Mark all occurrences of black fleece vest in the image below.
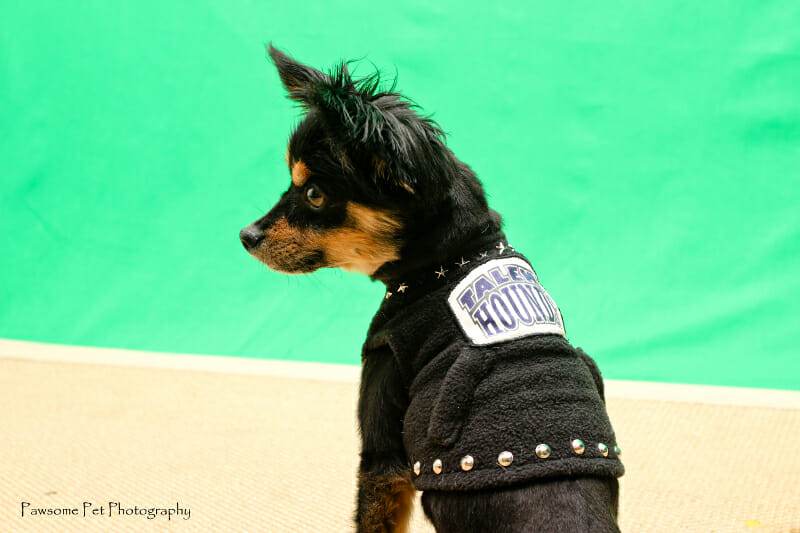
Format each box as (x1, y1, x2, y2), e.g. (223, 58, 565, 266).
(364, 240, 624, 491)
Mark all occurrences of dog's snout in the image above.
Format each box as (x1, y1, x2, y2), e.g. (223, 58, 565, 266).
(239, 225, 265, 250)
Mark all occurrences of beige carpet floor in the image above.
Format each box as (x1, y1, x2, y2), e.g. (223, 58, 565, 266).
(1, 356, 799, 532)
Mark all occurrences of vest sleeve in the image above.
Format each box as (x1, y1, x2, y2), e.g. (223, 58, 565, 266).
(576, 348, 606, 403)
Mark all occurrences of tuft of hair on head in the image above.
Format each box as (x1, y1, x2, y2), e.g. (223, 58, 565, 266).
(267, 44, 458, 210)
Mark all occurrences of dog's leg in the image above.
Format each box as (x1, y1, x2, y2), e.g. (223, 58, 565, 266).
(357, 469, 415, 533)
(356, 347, 415, 533)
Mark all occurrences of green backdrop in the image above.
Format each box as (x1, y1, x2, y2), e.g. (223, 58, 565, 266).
(2, 1, 798, 390)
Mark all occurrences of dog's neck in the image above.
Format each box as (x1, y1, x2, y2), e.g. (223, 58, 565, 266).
(371, 227, 507, 290)
(371, 175, 505, 287)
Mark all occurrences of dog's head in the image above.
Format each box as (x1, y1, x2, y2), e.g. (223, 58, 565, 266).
(240, 45, 462, 276)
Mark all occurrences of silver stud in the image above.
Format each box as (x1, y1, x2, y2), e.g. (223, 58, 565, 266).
(460, 455, 474, 471)
(456, 257, 470, 268)
(479, 251, 489, 258)
(598, 443, 609, 457)
(496, 242, 507, 254)
(571, 439, 586, 455)
(435, 266, 448, 279)
(432, 458, 443, 474)
(413, 461, 421, 476)
(535, 444, 551, 459)
(385, 291, 392, 299)
(397, 283, 408, 293)
(498, 451, 514, 467)
(614, 445, 621, 457)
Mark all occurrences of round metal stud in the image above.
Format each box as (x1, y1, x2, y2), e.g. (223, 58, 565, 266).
(432, 459, 443, 475)
(413, 461, 421, 476)
(460, 455, 474, 472)
(571, 439, 586, 455)
(498, 451, 514, 467)
(535, 444, 551, 459)
(614, 445, 622, 457)
(598, 443, 609, 457)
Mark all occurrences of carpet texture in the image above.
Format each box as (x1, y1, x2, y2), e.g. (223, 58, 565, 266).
(1, 358, 798, 532)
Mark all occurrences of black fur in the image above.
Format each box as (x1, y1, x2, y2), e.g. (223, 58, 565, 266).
(242, 45, 621, 533)
(422, 476, 619, 533)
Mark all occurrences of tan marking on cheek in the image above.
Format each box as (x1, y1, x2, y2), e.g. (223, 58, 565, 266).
(347, 203, 403, 237)
(291, 160, 311, 187)
(318, 203, 403, 275)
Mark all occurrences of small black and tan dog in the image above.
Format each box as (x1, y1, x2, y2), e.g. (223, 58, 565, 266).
(241, 45, 624, 533)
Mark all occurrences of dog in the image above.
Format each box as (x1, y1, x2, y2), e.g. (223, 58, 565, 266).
(241, 45, 624, 533)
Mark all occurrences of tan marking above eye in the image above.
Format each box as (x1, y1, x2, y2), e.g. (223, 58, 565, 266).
(291, 160, 311, 187)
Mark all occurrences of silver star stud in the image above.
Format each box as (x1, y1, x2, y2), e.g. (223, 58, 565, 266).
(435, 266, 448, 279)
(496, 242, 506, 254)
(456, 257, 470, 268)
(385, 291, 392, 299)
(479, 251, 489, 258)
(397, 283, 408, 293)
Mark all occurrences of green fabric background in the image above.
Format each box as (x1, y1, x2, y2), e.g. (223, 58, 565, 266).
(2, 1, 798, 390)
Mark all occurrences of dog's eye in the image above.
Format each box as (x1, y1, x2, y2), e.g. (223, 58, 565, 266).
(305, 186, 325, 209)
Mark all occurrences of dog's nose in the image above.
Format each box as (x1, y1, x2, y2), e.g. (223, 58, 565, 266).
(239, 226, 265, 250)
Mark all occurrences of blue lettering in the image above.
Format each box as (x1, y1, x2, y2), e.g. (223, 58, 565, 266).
(489, 267, 510, 285)
(501, 286, 534, 325)
(490, 293, 517, 330)
(458, 288, 476, 312)
(473, 302, 503, 336)
(473, 276, 496, 300)
(519, 284, 545, 321)
(507, 265, 523, 282)
(520, 268, 537, 283)
(534, 287, 556, 321)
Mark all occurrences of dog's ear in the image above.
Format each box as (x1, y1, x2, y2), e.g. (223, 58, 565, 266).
(267, 44, 329, 103)
(315, 65, 457, 207)
(361, 99, 457, 206)
(268, 46, 456, 208)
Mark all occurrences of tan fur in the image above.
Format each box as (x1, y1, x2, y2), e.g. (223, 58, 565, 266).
(373, 155, 389, 180)
(318, 204, 402, 275)
(266, 217, 295, 243)
(372, 155, 415, 194)
(255, 203, 402, 275)
(347, 204, 403, 242)
(399, 182, 415, 194)
(359, 472, 415, 533)
(257, 218, 314, 273)
(291, 160, 311, 187)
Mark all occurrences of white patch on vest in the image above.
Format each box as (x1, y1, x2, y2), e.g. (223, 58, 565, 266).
(447, 257, 566, 345)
